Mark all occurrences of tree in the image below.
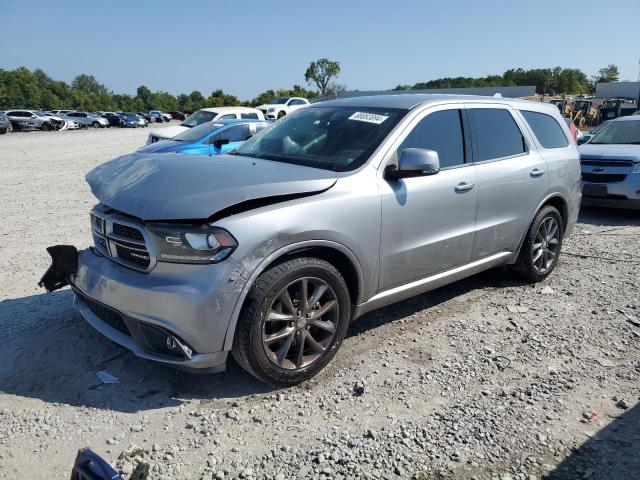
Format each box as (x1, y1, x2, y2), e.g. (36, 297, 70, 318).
(135, 85, 153, 110)
(305, 58, 340, 96)
(207, 89, 239, 107)
(594, 64, 619, 83)
(71, 74, 107, 96)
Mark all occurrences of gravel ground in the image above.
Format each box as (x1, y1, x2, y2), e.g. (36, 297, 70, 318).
(1, 127, 639, 480)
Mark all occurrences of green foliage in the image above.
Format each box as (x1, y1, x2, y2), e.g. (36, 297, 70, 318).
(305, 58, 341, 96)
(0, 62, 607, 113)
(411, 67, 592, 95)
(594, 64, 619, 84)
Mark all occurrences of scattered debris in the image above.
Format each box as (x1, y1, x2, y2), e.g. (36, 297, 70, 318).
(96, 370, 120, 384)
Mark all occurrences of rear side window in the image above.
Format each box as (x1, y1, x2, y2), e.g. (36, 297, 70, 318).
(241, 113, 259, 119)
(521, 111, 568, 149)
(468, 108, 526, 161)
(398, 109, 465, 168)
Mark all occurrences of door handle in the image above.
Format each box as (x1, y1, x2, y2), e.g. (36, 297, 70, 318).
(530, 168, 545, 177)
(454, 182, 475, 193)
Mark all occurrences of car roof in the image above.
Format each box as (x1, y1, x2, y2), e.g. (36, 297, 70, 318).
(610, 115, 640, 123)
(212, 118, 268, 126)
(312, 93, 556, 113)
(198, 106, 261, 113)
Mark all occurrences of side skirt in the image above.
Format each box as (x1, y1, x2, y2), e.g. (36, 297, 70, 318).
(353, 251, 512, 319)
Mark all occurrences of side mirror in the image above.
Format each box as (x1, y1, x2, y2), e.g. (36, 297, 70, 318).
(385, 148, 440, 180)
(213, 138, 230, 149)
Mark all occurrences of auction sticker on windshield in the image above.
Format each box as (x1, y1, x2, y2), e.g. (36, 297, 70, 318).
(348, 112, 389, 124)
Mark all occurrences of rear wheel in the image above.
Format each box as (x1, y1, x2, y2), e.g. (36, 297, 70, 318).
(511, 206, 563, 283)
(232, 257, 351, 385)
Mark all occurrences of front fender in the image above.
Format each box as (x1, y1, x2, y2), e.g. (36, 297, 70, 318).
(221, 239, 364, 351)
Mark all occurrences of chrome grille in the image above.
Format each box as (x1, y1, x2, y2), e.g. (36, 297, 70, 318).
(90, 210, 156, 272)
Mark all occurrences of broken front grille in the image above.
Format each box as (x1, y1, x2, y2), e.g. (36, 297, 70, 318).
(90, 211, 155, 272)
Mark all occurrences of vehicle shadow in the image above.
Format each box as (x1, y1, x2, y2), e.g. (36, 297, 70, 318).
(0, 289, 274, 414)
(348, 266, 525, 338)
(578, 206, 640, 227)
(544, 402, 640, 479)
(0, 267, 527, 413)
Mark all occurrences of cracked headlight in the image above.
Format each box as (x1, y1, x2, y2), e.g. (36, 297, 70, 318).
(147, 224, 237, 264)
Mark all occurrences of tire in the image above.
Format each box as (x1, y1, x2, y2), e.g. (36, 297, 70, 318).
(92, 121, 100, 128)
(0, 128, 6, 135)
(277, 111, 286, 119)
(40, 122, 52, 131)
(511, 206, 563, 283)
(232, 257, 351, 385)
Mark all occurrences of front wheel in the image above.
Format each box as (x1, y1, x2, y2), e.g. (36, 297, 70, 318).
(511, 206, 563, 283)
(232, 257, 351, 385)
(277, 111, 286, 119)
(92, 121, 100, 128)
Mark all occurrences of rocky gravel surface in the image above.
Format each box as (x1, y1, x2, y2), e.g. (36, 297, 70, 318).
(1, 127, 639, 479)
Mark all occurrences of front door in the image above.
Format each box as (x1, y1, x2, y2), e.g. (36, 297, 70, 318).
(378, 105, 478, 291)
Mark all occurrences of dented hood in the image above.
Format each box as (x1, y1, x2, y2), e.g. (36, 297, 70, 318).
(86, 153, 337, 221)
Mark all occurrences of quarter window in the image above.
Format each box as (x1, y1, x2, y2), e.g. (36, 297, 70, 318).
(521, 111, 568, 149)
(241, 113, 259, 119)
(468, 108, 526, 161)
(398, 109, 465, 168)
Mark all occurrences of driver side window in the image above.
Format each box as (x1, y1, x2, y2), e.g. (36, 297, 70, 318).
(398, 109, 465, 169)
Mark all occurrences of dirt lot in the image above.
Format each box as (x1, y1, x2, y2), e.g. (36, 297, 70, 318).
(1, 127, 639, 480)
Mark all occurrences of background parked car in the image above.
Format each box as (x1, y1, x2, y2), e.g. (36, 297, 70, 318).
(0, 113, 12, 134)
(579, 115, 640, 210)
(63, 112, 109, 128)
(49, 109, 75, 116)
(4, 110, 56, 131)
(256, 96, 310, 120)
(137, 119, 270, 155)
(119, 113, 147, 128)
(101, 113, 121, 127)
(147, 106, 264, 143)
(149, 110, 171, 123)
(169, 111, 187, 120)
(137, 112, 152, 122)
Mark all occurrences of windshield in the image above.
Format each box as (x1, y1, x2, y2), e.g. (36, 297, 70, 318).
(268, 97, 288, 105)
(234, 106, 405, 171)
(590, 120, 640, 145)
(182, 110, 218, 127)
(173, 121, 225, 142)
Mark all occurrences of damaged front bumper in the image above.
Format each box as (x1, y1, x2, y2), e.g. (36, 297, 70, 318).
(40, 246, 249, 373)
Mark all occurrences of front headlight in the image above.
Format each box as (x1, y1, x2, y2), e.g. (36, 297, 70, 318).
(147, 224, 237, 264)
(267, 108, 275, 112)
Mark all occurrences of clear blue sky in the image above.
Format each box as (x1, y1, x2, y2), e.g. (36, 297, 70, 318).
(1, 0, 638, 100)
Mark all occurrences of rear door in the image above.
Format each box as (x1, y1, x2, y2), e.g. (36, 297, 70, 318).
(378, 104, 478, 290)
(466, 104, 549, 259)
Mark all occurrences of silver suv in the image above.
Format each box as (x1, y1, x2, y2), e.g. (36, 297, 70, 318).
(41, 95, 581, 385)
